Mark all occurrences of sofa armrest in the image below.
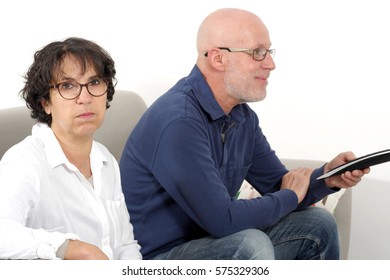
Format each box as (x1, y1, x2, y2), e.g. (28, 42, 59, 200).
(280, 158, 351, 259)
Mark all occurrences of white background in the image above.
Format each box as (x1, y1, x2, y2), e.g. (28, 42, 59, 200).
(1, 0, 390, 259)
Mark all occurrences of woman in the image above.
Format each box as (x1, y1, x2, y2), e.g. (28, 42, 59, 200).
(0, 37, 142, 260)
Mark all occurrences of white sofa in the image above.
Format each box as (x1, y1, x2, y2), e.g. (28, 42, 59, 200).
(0, 90, 351, 259)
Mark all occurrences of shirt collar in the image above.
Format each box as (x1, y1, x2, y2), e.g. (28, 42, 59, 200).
(32, 123, 108, 170)
(186, 65, 245, 124)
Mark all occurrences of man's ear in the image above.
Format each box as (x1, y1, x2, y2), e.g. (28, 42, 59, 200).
(206, 48, 226, 71)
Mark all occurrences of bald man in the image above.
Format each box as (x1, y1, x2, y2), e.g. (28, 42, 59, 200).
(120, 8, 368, 260)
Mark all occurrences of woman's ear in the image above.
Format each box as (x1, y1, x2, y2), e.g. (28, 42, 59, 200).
(41, 99, 51, 115)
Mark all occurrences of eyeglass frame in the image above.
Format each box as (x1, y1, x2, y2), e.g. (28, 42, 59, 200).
(49, 78, 109, 100)
(204, 47, 275, 61)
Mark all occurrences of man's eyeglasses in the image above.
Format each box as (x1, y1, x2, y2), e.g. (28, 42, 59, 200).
(49, 78, 108, 100)
(204, 47, 275, 61)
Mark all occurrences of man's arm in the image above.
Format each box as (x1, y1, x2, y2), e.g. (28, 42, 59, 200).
(151, 118, 299, 237)
(280, 168, 312, 203)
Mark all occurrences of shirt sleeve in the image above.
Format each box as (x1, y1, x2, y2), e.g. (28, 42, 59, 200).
(245, 118, 337, 208)
(296, 165, 339, 209)
(0, 219, 79, 259)
(150, 118, 299, 238)
(0, 159, 79, 260)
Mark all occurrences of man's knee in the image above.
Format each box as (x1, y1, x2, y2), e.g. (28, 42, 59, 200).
(310, 207, 339, 240)
(299, 207, 340, 259)
(230, 229, 275, 260)
(314, 207, 340, 258)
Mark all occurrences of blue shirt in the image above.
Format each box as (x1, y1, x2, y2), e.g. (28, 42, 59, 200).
(120, 65, 335, 259)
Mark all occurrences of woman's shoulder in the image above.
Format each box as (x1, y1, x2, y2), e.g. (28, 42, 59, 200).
(1, 135, 43, 163)
(0, 136, 46, 182)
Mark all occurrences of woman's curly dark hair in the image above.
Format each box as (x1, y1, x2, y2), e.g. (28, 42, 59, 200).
(20, 37, 117, 126)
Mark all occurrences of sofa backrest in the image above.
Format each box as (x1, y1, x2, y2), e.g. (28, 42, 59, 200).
(95, 90, 147, 161)
(0, 90, 147, 162)
(0, 103, 36, 159)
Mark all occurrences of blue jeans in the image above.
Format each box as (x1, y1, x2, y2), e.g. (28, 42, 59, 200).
(151, 207, 339, 260)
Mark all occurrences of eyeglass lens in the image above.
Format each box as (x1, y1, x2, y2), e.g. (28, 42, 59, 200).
(57, 79, 107, 99)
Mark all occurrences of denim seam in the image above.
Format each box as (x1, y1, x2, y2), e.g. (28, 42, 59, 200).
(273, 234, 324, 260)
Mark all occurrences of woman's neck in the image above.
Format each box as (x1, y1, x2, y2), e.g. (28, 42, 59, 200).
(55, 131, 93, 179)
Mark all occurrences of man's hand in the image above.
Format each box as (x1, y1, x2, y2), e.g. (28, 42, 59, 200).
(64, 240, 109, 260)
(280, 168, 313, 203)
(324, 151, 370, 188)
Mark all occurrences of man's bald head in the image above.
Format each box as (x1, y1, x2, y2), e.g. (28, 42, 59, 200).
(196, 8, 268, 56)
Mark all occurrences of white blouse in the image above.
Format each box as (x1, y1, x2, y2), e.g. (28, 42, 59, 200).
(0, 123, 142, 260)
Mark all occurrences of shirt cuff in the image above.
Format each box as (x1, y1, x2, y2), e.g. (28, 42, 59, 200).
(56, 239, 70, 259)
(32, 230, 79, 259)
